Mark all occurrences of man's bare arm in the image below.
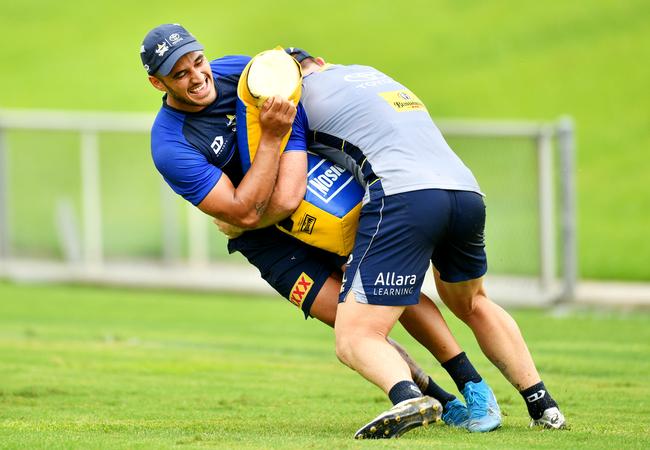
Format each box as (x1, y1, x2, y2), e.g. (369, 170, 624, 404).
(253, 150, 307, 229)
(212, 151, 307, 238)
(196, 96, 296, 228)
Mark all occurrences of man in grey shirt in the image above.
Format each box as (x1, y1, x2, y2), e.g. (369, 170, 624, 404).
(287, 48, 566, 438)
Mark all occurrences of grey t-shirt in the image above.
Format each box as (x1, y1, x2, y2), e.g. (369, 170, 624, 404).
(301, 64, 482, 200)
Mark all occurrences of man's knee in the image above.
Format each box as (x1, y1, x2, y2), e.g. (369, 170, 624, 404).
(442, 283, 489, 321)
(335, 331, 355, 367)
(335, 325, 388, 367)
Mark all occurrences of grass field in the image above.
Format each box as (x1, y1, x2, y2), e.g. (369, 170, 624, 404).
(1, 0, 649, 280)
(1, 281, 649, 449)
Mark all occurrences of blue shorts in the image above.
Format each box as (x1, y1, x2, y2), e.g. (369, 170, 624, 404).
(340, 189, 488, 306)
(228, 227, 346, 318)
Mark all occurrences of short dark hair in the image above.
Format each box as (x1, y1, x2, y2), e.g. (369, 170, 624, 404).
(284, 47, 313, 63)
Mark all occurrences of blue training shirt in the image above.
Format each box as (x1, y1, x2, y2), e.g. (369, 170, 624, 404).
(151, 55, 308, 206)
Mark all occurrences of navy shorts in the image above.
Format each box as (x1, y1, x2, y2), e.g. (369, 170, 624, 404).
(228, 227, 346, 318)
(340, 189, 488, 306)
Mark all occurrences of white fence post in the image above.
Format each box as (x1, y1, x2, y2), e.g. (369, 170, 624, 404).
(557, 117, 578, 301)
(0, 127, 10, 259)
(537, 126, 556, 291)
(81, 130, 103, 267)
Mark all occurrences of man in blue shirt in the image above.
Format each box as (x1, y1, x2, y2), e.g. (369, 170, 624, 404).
(144, 37, 297, 227)
(143, 25, 344, 326)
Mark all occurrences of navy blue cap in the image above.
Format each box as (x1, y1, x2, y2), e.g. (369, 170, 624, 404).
(140, 24, 204, 76)
(285, 47, 312, 63)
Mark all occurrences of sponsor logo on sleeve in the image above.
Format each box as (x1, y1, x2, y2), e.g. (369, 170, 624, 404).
(379, 90, 427, 112)
(289, 273, 314, 308)
(210, 136, 224, 156)
(225, 114, 236, 131)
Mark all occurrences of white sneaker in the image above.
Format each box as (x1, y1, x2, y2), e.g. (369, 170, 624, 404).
(354, 396, 442, 439)
(530, 407, 567, 429)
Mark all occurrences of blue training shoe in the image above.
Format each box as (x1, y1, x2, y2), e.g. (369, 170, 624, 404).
(441, 398, 470, 427)
(461, 380, 502, 432)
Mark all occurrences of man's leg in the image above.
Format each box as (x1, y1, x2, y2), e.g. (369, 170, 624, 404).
(387, 335, 469, 428)
(231, 227, 450, 432)
(434, 272, 539, 388)
(335, 296, 409, 391)
(434, 271, 565, 429)
(402, 285, 502, 433)
(400, 292, 463, 363)
(307, 274, 339, 327)
(310, 278, 468, 427)
(335, 293, 441, 438)
(399, 293, 493, 428)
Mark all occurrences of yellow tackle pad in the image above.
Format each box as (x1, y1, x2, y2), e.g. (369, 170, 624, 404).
(236, 48, 363, 256)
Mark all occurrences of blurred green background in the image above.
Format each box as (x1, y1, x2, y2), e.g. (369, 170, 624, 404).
(1, 0, 649, 280)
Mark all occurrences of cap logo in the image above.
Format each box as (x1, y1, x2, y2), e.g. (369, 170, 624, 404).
(143, 64, 150, 72)
(155, 42, 170, 57)
(169, 33, 183, 45)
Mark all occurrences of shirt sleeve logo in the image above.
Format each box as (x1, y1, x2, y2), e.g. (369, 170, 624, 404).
(211, 136, 224, 156)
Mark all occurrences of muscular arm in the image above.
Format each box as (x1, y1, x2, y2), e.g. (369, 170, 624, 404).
(212, 150, 307, 238)
(197, 96, 296, 228)
(252, 150, 307, 229)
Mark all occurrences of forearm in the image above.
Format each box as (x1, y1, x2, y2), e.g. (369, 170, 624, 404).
(226, 133, 283, 227)
(241, 151, 307, 230)
(246, 189, 297, 229)
(215, 176, 301, 236)
(210, 167, 298, 239)
(198, 97, 297, 229)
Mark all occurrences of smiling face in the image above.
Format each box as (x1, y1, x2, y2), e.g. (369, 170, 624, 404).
(148, 51, 216, 112)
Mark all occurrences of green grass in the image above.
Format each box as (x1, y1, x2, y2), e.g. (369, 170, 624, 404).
(1, 0, 649, 279)
(1, 282, 649, 449)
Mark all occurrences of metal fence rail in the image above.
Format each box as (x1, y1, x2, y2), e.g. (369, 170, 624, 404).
(0, 109, 576, 303)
